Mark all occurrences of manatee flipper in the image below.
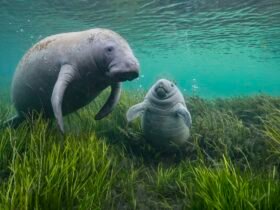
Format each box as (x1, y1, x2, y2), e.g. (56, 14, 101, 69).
(95, 82, 121, 120)
(175, 103, 192, 128)
(51, 64, 78, 133)
(126, 102, 146, 122)
(0, 115, 24, 129)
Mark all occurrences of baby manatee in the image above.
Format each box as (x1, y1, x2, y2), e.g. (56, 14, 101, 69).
(126, 79, 192, 149)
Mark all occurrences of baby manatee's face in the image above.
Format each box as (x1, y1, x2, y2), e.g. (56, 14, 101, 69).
(152, 79, 177, 99)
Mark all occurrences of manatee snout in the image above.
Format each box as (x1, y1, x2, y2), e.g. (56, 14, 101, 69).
(155, 80, 170, 98)
(108, 58, 140, 81)
(156, 87, 167, 98)
(116, 71, 139, 81)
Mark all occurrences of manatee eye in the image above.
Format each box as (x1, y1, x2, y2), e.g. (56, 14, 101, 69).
(171, 80, 177, 86)
(106, 46, 114, 53)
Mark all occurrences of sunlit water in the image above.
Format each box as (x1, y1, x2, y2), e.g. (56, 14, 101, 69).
(0, 0, 279, 97)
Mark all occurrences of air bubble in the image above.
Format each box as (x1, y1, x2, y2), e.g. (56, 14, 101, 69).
(191, 78, 199, 95)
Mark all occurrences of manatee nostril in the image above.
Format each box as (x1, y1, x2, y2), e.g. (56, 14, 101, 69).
(133, 60, 139, 67)
(125, 62, 130, 69)
(126, 60, 139, 70)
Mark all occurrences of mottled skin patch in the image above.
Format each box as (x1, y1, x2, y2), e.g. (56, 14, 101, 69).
(23, 38, 56, 63)
(87, 34, 95, 43)
(33, 38, 56, 51)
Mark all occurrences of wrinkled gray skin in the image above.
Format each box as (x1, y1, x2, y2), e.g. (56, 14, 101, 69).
(126, 79, 192, 148)
(3, 28, 140, 133)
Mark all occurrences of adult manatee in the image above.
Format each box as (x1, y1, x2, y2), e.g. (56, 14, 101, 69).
(3, 28, 140, 133)
(126, 79, 192, 148)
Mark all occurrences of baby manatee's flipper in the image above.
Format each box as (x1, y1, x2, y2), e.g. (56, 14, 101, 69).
(0, 115, 24, 130)
(126, 102, 146, 122)
(175, 103, 192, 128)
(94, 82, 121, 120)
(51, 64, 78, 134)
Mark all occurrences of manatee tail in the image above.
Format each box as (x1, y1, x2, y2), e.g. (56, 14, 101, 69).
(0, 115, 24, 130)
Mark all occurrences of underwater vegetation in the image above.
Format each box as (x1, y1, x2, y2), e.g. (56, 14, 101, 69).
(0, 90, 280, 210)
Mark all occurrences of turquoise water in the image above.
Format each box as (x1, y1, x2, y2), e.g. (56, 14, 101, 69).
(0, 0, 279, 97)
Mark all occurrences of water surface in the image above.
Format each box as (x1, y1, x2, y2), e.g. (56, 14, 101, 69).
(0, 0, 279, 97)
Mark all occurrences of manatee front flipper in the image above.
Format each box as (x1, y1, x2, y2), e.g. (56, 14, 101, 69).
(51, 64, 78, 133)
(175, 103, 192, 128)
(0, 115, 24, 130)
(126, 102, 146, 122)
(94, 82, 121, 120)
